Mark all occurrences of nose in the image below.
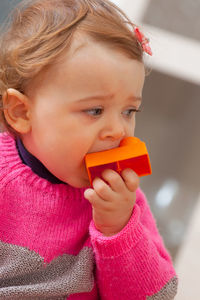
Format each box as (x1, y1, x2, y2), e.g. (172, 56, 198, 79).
(99, 114, 127, 141)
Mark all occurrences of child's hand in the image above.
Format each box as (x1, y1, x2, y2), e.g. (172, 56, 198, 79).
(84, 169, 139, 236)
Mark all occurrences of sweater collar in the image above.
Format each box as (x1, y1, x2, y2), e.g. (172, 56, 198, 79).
(16, 138, 65, 184)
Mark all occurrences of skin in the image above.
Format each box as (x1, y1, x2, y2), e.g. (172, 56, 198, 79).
(3, 36, 145, 236)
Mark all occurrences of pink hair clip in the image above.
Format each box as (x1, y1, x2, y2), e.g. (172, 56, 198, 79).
(134, 26, 152, 56)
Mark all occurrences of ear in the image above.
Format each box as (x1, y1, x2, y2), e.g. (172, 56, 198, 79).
(3, 88, 31, 134)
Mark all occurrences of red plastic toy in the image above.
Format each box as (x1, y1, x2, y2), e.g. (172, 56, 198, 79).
(85, 137, 152, 186)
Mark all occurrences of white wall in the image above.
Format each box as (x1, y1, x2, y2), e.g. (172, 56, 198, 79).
(112, 0, 200, 85)
(174, 195, 200, 299)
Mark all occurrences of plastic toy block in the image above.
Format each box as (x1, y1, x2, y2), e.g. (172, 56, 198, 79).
(85, 137, 152, 186)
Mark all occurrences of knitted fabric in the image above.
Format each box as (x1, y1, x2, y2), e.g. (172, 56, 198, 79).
(16, 137, 64, 184)
(0, 132, 178, 299)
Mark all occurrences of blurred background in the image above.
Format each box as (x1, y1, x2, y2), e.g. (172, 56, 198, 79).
(0, 1, 200, 298)
(114, 1, 200, 299)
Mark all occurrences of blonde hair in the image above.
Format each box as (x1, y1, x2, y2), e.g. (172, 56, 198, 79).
(0, 0, 143, 136)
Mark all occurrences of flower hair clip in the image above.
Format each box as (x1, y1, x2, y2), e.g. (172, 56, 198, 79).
(134, 26, 152, 56)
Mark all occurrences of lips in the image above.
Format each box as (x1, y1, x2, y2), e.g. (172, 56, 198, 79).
(88, 144, 120, 154)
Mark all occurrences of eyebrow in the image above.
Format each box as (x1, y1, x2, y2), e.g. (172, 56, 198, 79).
(76, 94, 142, 103)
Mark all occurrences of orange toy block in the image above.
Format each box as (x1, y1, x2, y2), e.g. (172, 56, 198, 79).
(85, 137, 152, 186)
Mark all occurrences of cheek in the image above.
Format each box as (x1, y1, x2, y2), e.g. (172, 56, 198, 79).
(31, 105, 95, 157)
(126, 117, 136, 136)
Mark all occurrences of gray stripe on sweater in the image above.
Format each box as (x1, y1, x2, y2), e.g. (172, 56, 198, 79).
(147, 276, 178, 300)
(0, 241, 94, 299)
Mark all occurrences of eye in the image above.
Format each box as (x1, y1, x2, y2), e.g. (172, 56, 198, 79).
(83, 107, 103, 116)
(122, 108, 141, 117)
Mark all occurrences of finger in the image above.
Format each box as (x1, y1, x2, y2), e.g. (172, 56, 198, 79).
(84, 188, 111, 209)
(92, 177, 114, 201)
(101, 169, 126, 193)
(121, 169, 139, 192)
(84, 188, 100, 205)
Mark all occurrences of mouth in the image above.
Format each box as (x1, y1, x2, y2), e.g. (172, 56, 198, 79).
(88, 144, 120, 154)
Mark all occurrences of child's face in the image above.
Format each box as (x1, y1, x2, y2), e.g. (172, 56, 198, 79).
(23, 38, 145, 188)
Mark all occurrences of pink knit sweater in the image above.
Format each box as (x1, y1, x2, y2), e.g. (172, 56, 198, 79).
(0, 132, 177, 299)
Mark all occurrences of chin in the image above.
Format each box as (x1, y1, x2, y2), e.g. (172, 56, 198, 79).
(75, 178, 91, 188)
(62, 176, 91, 189)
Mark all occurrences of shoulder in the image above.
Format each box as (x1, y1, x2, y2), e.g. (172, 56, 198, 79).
(0, 132, 18, 164)
(0, 132, 22, 184)
(0, 132, 32, 188)
(0, 131, 16, 148)
(0, 132, 73, 195)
